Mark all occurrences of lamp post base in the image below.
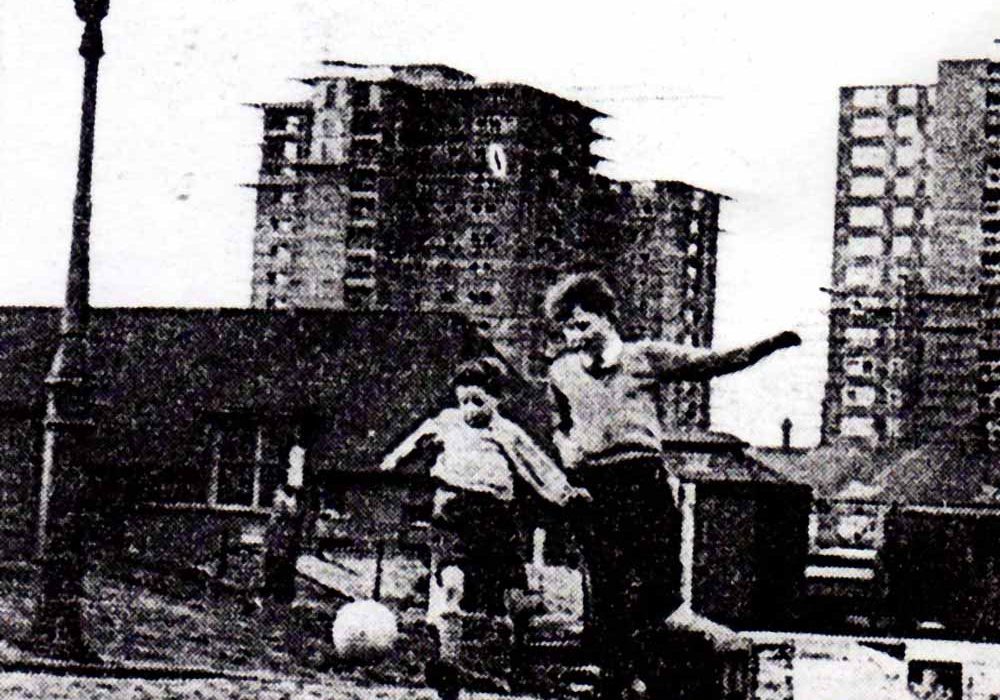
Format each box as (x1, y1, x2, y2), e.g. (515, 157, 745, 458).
(27, 600, 100, 664)
(28, 517, 100, 664)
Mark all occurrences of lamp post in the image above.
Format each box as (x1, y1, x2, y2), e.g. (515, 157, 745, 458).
(30, 0, 109, 661)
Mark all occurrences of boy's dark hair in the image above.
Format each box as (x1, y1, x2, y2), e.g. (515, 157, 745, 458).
(543, 273, 618, 323)
(451, 357, 508, 396)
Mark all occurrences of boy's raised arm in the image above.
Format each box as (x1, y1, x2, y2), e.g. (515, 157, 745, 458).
(648, 330, 801, 381)
(380, 417, 440, 471)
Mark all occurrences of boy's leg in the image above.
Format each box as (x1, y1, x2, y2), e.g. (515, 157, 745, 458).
(426, 624, 463, 700)
(441, 493, 487, 614)
(622, 466, 683, 689)
(488, 499, 527, 616)
(576, 461, 683, 700)
(463, 497, 524, 617)
(574, 469, 641, 700)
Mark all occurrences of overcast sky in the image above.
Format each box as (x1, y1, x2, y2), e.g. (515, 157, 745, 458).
(2, 1, 998, 446)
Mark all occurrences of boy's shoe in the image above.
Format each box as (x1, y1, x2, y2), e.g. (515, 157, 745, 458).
(426, 658, 462, 700)
(661, 604, 748, 651)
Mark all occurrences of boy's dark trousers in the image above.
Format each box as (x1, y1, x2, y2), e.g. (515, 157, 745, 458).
(434, 488, 527, 616)
(572, 458, 683, 700)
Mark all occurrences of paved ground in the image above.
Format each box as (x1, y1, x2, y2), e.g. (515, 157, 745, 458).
(0, 672, 544, 700)
(0, 673, 444, 700)
(0, 566, 436, 687)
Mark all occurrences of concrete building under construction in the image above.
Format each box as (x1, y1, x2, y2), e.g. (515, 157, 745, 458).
(247, 61, 723, 430)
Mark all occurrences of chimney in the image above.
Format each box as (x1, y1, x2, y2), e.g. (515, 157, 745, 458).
(781, 418, 793, 452)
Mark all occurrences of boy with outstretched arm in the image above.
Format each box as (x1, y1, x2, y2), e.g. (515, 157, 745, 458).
(544, 273, 800, 700)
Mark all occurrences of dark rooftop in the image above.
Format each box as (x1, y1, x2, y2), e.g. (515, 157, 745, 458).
(750, 428, 992, 505)
(0, 307, 504, 476)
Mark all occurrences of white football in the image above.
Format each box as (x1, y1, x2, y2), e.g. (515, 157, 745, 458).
(331, 599, 399, 659)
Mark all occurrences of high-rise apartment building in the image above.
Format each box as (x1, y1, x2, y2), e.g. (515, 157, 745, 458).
(248, 61, 723, 430)
(980, 58, 1000, 449)
(823, 81, 935, 446)
(823, 59, 997, 448)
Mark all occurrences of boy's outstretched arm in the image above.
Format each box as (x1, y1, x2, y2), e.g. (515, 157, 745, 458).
(492, 418, 588, 506)
(380, 417, 440, 471)
(650, 330, 801, 381)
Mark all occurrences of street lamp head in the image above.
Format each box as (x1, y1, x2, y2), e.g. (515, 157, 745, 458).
(73, 0, 109, 59)
(74, 0, 110, 23)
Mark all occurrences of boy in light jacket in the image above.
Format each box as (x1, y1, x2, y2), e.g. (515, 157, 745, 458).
(381, 356, 589, 616)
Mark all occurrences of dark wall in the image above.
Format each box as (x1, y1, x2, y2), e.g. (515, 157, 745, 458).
(883, 507, 1000, 639)
(0, 412, 40, 561)
(0, 308, 515, 562)
(692, 480, 811, 630)
(121, 504, 270, 587)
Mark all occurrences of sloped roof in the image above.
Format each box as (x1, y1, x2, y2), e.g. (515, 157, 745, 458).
(0, 307, 511, 475)
(747, 445, 894, 498)
(749, 429, 992, 505)
(879, 435, 991, 504)
(677, 445, 800, 486)
(318, 60, 477, 84)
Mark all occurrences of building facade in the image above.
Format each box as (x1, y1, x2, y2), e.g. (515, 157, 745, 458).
(248, 61, 723, 429)
(823, 60, 996, 448)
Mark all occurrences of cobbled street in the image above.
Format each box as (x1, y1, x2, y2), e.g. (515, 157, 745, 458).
(0, 673, 449, 700)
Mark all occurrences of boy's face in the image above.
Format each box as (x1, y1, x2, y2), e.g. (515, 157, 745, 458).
(455, 385, 499, 427)
(561, 306, 615, 353)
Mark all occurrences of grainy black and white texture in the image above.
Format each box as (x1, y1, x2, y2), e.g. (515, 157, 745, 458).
(5, 5, 1000, 699)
